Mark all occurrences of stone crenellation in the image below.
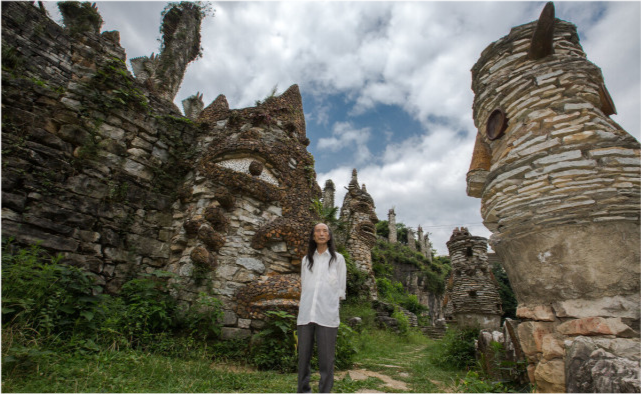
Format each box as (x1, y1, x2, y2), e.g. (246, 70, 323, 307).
(444, 227, 502, 330)
(467, 2, 640, 392)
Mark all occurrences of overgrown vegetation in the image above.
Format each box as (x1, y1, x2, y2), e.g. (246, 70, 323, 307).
(372, 239, 450, 296)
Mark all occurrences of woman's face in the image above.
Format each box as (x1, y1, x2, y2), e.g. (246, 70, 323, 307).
(313, 223, 331, 246)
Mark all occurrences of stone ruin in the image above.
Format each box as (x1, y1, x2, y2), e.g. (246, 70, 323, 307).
(443, 227, 502, 330)
(467, 2, 640, 392)
(1, 2, 321, 338)
(334, 169, 379, 300)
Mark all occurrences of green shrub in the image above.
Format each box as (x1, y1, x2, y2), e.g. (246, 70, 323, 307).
(430, 327, 480, 370)
(2, 240, 105, 340)
(250, 310, 298, 372)
(335, 323, 358, 369)
(391, 308, 410, 336)
(2, 240, 224, 358)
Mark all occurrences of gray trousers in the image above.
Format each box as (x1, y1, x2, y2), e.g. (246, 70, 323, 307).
(297, 323, 338, 393)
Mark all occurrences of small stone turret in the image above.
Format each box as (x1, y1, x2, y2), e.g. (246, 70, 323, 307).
(388, 208, 397, 243)
(182, 92, 204, 120)
(445, 227, 502, 329)
(58, 1, 103, 35)
(407, 228, 416, 251)
(322, 179, 335, 211)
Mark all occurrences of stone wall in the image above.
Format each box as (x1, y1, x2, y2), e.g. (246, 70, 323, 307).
(444, 227, 502, 330)
(2, 1, 198, 294)
(1, 2, 322, 338)
(391, 260, 444, 325)
(466, 3, 640, 391)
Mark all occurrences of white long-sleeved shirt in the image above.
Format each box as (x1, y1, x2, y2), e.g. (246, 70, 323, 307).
(297, 249, 346, 328)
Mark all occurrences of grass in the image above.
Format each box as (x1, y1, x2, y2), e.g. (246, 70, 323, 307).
(2, 327, 464, 393)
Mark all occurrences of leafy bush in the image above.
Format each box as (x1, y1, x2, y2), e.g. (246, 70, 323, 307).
(391, 309, 410, 336)
(430, 327, 480, 370)
(335, 323, 358, 369)
(457, 370, 511, 393)
(1, 240, 224, 359)
(2, 240, 105, 340)
(250, 310, 298, 372)
(338, 246, 369, 302)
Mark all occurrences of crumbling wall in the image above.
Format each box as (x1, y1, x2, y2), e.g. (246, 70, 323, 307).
(467, 2, 640, 391)
(2, 2, 199, 293)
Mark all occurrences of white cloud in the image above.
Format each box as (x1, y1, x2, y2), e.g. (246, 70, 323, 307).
(318, 122, 372, 165)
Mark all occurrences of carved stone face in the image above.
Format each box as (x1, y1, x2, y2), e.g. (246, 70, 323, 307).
(169, 85, 321, 326)
(338, 170, 379, 298)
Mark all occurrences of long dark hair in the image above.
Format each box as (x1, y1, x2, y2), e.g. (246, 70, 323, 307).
(306, 223, 337, 271)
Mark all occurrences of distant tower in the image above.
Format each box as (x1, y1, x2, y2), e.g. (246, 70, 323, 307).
(407, 228, 417, 251)
(182, 92, 204, 120)
(445, 227, 502, 329)
(424, 234, 433, 263)
(388, 208, 397, 244)
(322, 179, 335, 211)
(417, 226, 425, 252)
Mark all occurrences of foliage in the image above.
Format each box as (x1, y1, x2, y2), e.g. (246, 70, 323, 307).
(1, 240, 224, 367)
(338, 246, 369, 302)
(2, 44, 24, 73)
(456, 370, 513, 393)
(2, 240, 106, 340)
(335, 323, 358, 370)
(250, 310, 298, 372)
(372, 239, 449, 295)
(375, 219, 390, 238)
(492, 261, 518, 320)
(429, 326, 480, 370)
(391, 308, 410, 336)
(58, 1, 103, 34)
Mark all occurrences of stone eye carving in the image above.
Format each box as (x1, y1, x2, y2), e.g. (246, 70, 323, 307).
(214, 157, 279, 186)
(486, 108, 508, 141)
(249, 160, 263, 176)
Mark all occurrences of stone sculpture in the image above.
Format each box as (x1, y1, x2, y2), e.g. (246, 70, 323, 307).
(444, 227, 502, 330)
(168, 85, 321, 338)
(467, 2, 640, 391)
(337, 169, 379, 300)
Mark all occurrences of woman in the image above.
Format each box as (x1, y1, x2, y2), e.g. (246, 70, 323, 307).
(297, 223, 347, 393)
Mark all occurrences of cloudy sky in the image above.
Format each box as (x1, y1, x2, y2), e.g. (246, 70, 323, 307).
(45, 1, 640, 255)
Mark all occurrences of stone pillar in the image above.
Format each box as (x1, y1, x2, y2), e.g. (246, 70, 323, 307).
(417, 226, 425, 253)
(322, 179, 335, 211)
(424, 234, 433, 263)
(445, 227, 502, 330)
(467, 3, 640, 392)
(407, 228, 417, 251)
(388, 208, 397, 244)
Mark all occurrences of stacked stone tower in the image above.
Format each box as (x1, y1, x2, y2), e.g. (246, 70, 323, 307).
(467, 2, 640, 391)
(407, 228, 417, 251)
(322, 179, 335, 212)
(445, 227, 502, 330)
(387, 208, 397, 243)
(338, 169, 379, 299)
